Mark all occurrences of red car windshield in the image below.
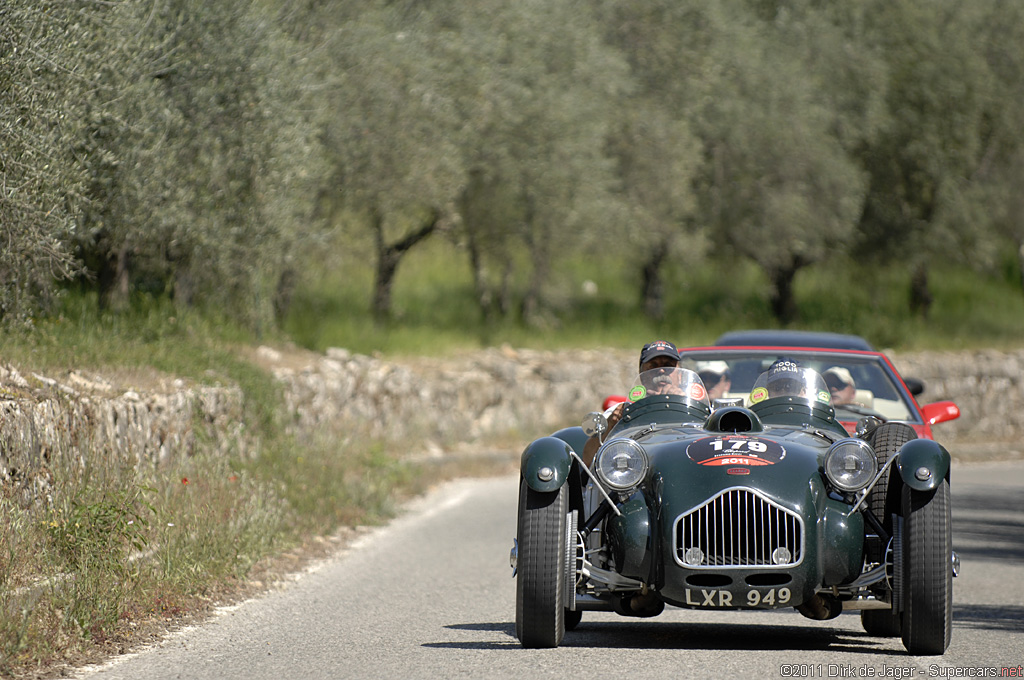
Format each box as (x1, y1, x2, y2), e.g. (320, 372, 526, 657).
(679, 349, 915, 423)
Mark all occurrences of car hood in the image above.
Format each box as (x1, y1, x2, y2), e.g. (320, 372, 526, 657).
(637, 426, 831, 515)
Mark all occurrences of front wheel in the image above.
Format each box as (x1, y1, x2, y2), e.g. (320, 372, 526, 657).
(900, 479, 953, 655)
(515, 481, 568, 648)
(564, 609, 582, 631)
(867, 422, 917, 531)
(862, 608, 901, 638)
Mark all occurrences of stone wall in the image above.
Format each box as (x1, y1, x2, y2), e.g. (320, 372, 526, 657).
(0, 364, 246, 482)
(2, 347, 1021, 482)
(268, 346, 1024, 458)
(886, 350, 1021, 443)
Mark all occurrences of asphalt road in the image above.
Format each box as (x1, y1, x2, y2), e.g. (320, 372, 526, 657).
(77, 461, 1024, 680)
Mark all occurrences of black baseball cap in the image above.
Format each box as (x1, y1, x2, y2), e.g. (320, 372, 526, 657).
(639, 340, 679, 369)
(767, 357, 802, 381)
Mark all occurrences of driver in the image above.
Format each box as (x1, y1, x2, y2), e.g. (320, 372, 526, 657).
(697, 361, 732, 401)
(638, 342, 686, 397)
(581, 340, 679, 466)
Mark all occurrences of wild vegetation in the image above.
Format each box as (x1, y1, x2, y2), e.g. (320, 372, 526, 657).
(3, 0, 1024, 675)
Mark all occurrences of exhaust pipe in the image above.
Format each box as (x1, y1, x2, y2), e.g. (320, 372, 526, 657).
(613, 591, 665, 618)
(797, 593, 842, 620)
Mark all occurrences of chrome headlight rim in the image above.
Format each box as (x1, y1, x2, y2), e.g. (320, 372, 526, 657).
(824, 438, 878, 493)
(594, 438, 650, 492)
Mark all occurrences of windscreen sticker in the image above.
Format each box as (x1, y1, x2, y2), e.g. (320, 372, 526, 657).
(628, 385, 647, 401)
(750, 387, 769, 404)
(817, 389, 831, 404)
(686, 436, 786, 466)
(689, 383, 707, 401)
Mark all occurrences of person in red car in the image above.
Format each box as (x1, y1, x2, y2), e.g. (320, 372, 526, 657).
(581, 341, 679, 466)
(823, 366, 857, 405)
(697, 360, 732, 401)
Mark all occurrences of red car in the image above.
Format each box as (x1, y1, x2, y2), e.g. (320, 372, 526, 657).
(685, 330, 960, 439)
(603, 331, 959, 439)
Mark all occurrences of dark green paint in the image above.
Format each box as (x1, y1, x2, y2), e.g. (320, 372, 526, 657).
(550, 426, 589, 458)
(896, 438, 951, 491)
(520, 436, 573, 492)
(606, 492, 653, 580)
(749, 397, 848, 438)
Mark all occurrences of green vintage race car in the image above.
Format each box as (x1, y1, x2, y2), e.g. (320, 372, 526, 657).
(510, 362, 957, 655)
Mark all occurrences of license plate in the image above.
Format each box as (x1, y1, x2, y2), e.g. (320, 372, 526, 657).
(684, 587, 792, 608)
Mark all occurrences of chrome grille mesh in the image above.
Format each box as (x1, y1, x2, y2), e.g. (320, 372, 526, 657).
(674, 488, 803, 568)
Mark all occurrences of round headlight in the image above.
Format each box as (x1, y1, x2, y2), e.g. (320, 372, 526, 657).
(824, 439, 878, 493)
(594, 438, 649, 491)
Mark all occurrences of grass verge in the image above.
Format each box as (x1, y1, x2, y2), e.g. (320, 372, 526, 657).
(0, 296, 512, 678)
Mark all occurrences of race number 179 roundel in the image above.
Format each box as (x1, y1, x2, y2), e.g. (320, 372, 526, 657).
(685, 436, 786, 466)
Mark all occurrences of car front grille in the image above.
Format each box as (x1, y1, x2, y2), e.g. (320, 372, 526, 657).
(674, 488, 803, 568)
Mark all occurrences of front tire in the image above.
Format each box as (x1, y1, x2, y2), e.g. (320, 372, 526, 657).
(862, 608, 901, 638)
(867, 422, 917, 530)
(515, 481, 568, 648)
(564, 609, 582, 631)
(860, 423, 916, 639)
(900, 479, 953, 655)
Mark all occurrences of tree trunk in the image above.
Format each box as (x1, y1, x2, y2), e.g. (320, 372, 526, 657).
(1017, 239, 1024, 295)
(465, 225, 495, 323)
(273, 266, 297, 327)
(768, 262, 800, 324)
(909, 261, 933, 318)
(371, 207, 441, 323)
(459, 172, 497, 323)
(499, 261, 514, 318)
(640, 242, 668, 321)
(520, 198, 547, 327)
(173, 267, 195, 310)
(100, 244, 131, 312)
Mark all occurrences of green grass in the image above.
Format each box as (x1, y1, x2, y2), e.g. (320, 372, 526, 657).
(285, 237, 1024, 355)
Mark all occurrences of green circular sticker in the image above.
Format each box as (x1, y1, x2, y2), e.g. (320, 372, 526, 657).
(629, 385, 647, 401)
(750, 386, 769, 404)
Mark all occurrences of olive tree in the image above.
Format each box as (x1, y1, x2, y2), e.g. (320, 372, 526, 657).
(854, 0, 994, 316)
(696, 1, 868, 322)
(449, 0, 628, 325)
(0, 2, 82, 323)
(595, 0, 719, 321)
(315, 3, 465, 322)
(942, 1, 1024, 292)
(604, 106, 703, 320)
(46, 0, 320, 330)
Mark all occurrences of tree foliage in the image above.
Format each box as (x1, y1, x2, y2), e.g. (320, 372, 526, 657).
(2, 0, 1024, 328)
(699, 1, 868, 321)
(0, 2, 83, 323)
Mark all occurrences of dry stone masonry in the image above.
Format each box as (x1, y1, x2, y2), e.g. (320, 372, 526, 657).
(0, 363, 246, 483)
(2, 346, 1021, 484)
(270, 346, 1021, 458)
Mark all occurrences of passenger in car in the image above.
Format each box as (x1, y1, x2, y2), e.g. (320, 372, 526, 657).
(697, 361, 732, 401)
(764, 358, 808, 398)
(823, 366, 857, 405)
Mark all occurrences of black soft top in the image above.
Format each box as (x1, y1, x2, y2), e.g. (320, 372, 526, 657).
(714, 330, 874, 351)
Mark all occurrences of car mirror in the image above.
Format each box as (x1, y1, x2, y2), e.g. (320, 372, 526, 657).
(582, 412, 608, 438)
(921, 401, 960, 426)
(712, 397, 744, 410)
(903, 377, 925, 396)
